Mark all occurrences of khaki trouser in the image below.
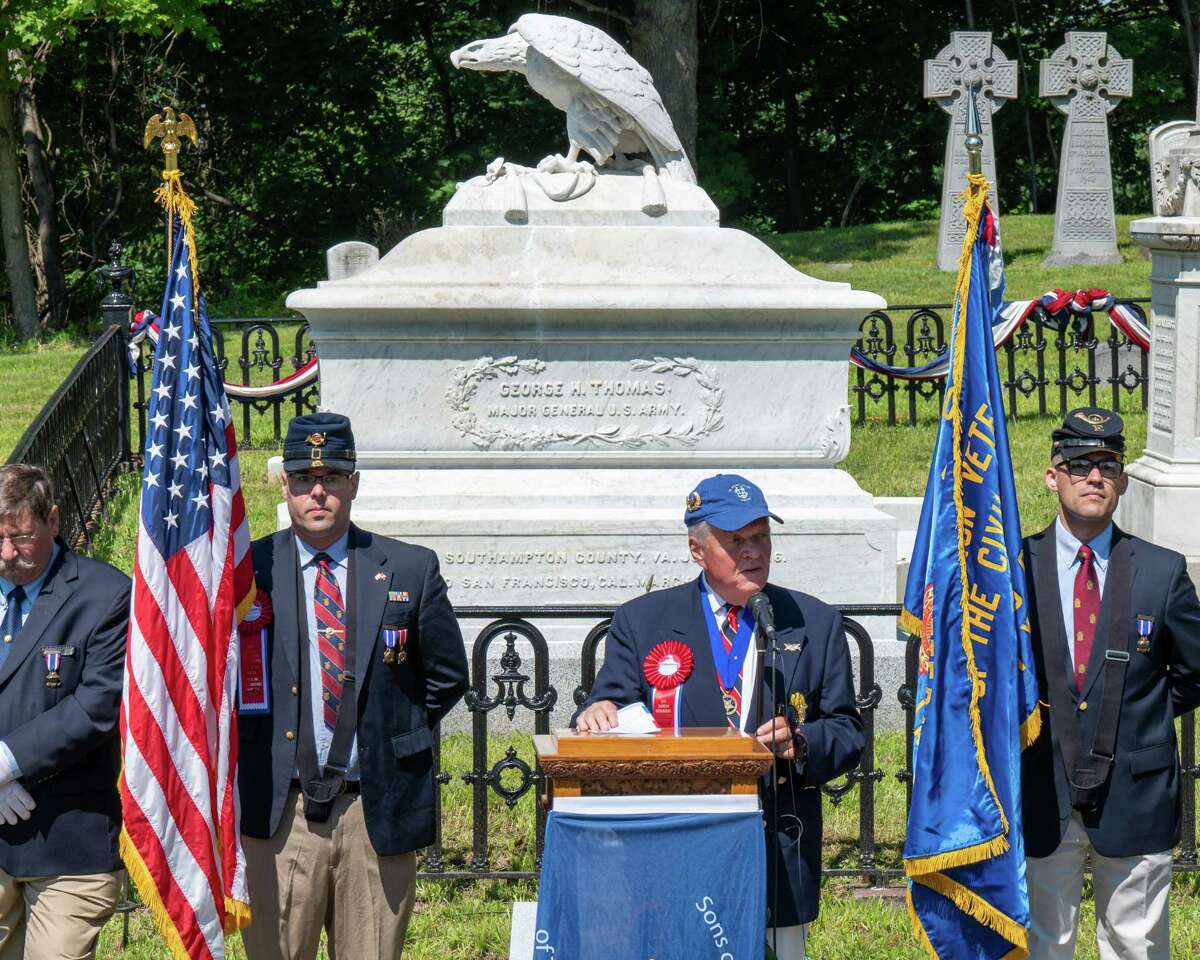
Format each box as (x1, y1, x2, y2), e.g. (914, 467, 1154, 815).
(767, 923, 809, 959)
(1027, 811, 1172, 960)
(0, 869, 123, 960)
(241, 789, 417, 960)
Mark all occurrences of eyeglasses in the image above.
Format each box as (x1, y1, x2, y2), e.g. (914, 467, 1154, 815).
(286, 472, 353, 492)
(1058, 457, 1123, 480)
(0, 534, 38, 550)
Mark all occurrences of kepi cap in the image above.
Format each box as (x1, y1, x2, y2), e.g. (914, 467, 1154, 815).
(1052, 407, 1125, 462)
(684, 474, 782, 531)
(282, 412, 357, 473)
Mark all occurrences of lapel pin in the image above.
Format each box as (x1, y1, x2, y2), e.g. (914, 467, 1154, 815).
(783, 642, 803, 652)
(374, 572, 387, 581)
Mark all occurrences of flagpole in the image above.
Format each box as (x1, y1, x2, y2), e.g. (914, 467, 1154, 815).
(965, 88, 983, 178)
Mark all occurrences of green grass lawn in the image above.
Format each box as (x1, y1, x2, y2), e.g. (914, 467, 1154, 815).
(769, 213, 1153, 305)
(0, 338, 89, 459)
(6, 213, 1197, 958)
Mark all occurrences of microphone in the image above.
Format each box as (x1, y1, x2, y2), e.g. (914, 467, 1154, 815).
(746, 592, 775, 652)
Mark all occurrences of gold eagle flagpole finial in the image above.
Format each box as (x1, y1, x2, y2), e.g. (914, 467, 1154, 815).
(144, 107, 198, 173)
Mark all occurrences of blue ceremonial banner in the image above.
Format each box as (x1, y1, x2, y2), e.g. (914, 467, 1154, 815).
(534, 811, 765, 959)
(900, 174, 1041, 959)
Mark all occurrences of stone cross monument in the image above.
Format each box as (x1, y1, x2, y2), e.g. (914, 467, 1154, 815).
(1039, 32, 1132, 266)
(1121, 62, 1200, 586)
(925, 31, 1017, 271)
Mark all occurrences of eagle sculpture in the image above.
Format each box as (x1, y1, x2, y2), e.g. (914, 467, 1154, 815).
(450, 14, 696, 184)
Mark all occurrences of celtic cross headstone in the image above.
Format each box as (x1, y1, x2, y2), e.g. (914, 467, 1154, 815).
(924, 31, 1017, 271)
(1040, 32, 1132, 266)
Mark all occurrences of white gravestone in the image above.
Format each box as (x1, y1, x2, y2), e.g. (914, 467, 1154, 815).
(1039, 32, 1132, 267)
(325, 241, 379, 281)
(1120, 78, 1200, 586)
(925, 31, 1017, 271)
(286, 15, 894, 730)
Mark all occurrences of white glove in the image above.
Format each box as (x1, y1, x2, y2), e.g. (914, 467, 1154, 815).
(0, 781, 35, 825)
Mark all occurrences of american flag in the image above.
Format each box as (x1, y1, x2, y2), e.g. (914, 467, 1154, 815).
(120, 206, 254, 959)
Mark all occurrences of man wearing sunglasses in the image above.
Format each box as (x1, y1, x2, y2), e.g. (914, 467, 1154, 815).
(1021, 407, 1200, 960)
(238, 412, 469, 959)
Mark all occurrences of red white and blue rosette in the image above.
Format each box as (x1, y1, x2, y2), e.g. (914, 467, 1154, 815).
(643, 641, 693, 730)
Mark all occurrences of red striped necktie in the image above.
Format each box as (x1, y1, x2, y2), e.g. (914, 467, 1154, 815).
(718, 604, 742, 728)
(313, 553, 346, 731)
(1072, 544, 1099, 691)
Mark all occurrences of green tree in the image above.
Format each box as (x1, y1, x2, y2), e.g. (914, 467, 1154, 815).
(0, 0, 216, 340)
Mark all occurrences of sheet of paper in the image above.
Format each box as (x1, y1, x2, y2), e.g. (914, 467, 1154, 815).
(608, 701, 659, 735)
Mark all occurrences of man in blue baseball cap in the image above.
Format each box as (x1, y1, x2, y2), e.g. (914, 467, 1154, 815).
(575, 473, 863, 958)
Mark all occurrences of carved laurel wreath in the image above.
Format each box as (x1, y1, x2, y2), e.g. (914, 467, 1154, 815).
(445, 356, 725, 451)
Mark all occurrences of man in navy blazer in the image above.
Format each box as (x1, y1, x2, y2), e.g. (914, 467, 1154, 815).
(1021, 409, 1200, 960)
(576, 474, 864, 959)
(238, 413, 469, 960)
(0, 464, 129, 957)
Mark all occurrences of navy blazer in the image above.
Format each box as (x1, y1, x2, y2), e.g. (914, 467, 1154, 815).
(1021, 524, 1200, 858)
(579, 577, 864, 926)
(0, 543, 129, 876)
(238, 524, 469, 856)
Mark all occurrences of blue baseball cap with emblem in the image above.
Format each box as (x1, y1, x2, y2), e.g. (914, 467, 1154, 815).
(683, 474, 783, 531)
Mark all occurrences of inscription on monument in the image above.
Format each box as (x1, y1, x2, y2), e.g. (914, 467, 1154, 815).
(1151, 300, 1176, 435)
(446, 356, 724, 450)
(441, 542, 789, 604)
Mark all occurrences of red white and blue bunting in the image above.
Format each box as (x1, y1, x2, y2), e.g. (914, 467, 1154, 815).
(130, 310, 319, 400)
(850, 288, 1149, 382)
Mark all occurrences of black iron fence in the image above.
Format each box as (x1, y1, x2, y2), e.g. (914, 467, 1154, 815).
(424, 605, 1198, 886)
(130, 316, 318, 452)
(5, 324, 134, 550)
(122, 297, 1154, 445)
(853, 300, 1151, 425)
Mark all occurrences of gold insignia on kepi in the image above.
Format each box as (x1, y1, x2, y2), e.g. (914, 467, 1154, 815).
(1073, 411, 1110, 433)
(686, 491, 702, 512)
(306, 432, 327, 446)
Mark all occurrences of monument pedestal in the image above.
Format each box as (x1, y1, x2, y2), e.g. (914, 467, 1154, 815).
(1120, 216, 1200, 582)
(286, 171, 892, 715)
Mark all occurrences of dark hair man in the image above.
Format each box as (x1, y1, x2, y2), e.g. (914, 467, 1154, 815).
(0, 464, 129, 956)
(237, 412, 469, 959)
(1021, 407, 1200, 959)
(575, 473, 864, 958)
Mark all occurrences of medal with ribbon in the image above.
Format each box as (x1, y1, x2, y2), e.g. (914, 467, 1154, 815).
(237, 589, 273, 715)
(381, 626, 408, 664)
(701, 585, 755, 726)
(643, 640, 693, 730)
(43, 651, 62, 689)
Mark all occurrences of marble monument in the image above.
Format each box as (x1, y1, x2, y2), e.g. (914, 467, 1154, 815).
(285, 14, 894, 728)
(1040, 32, 1131, 267)
(925, 31, 1016, 271)
(1120, 76, 1200, 585)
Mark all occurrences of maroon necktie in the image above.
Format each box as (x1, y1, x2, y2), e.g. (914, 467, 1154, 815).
(313, 553, 346, 731)
(1072, 545, 1099, 691)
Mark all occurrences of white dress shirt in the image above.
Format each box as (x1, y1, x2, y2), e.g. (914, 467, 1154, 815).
(295, 532, 358, 779)
(1054, 517, 1113, 665)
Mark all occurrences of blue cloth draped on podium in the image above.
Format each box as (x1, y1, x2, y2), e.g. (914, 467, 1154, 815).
(533, 810, 766, 959)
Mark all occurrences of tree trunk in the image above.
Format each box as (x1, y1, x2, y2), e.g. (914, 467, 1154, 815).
(630, 0, 698, 171)
(19, 76, 67, 328)
(0, 57, 37, 340)
(782, 70, 804, 230)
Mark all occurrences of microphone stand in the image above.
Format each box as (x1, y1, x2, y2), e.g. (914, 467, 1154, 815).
(749, 594, 780, 959)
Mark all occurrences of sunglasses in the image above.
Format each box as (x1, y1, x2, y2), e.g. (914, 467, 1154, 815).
(286, 472, 353, 492)
(1057, 457, 1123, 480)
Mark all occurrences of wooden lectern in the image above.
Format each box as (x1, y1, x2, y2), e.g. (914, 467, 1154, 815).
(534, 727, 774, 806)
